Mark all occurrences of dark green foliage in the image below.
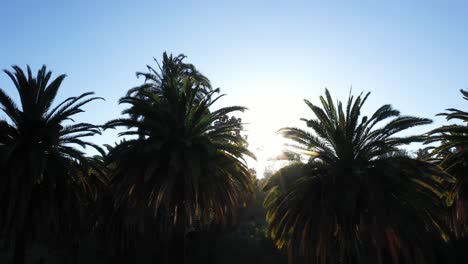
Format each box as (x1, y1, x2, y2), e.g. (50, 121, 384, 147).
(188, 179, 287, 264)
(263, 89, 454, 264)
(0, 65, 102, 262)
(427, 89, 468, 237)
(104, 53, 255, 263)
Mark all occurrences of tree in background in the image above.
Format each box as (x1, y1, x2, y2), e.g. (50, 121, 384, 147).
(214, 115, 243, 137)
(0, 66, 102, 264)
(104, 53, 255, 264)
(415, 147, 432, 161)
(263, 89, 454, 264)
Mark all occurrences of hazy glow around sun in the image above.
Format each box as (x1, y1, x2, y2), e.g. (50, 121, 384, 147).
(246, 125, 290, 179)
(236, 88, 308, 179)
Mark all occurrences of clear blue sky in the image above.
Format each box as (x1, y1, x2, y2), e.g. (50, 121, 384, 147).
(2, 0, 468, 175)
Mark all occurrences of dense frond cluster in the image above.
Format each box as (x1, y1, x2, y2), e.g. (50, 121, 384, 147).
(427, 89, 468, 237)
(0, 66, 102, 247)
(105, 53, 255, 233)
(263, 89, 454, 264)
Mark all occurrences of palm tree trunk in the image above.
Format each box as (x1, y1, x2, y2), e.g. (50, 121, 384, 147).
(13, 229, 26, 264)
(170, 204, 187, 264)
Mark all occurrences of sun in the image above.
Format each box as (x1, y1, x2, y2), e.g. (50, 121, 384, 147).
(247, 129, 288, 178)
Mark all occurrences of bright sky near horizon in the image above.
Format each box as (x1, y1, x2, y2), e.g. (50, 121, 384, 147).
(2, 0, 468, 177)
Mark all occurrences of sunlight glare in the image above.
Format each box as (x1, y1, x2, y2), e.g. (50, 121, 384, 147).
(247, 128, 289, 179)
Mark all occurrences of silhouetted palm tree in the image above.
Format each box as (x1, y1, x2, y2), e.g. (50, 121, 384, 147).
(427, 89, 468, 238)
(263, 89, 453, 264)
(0, 65, 103, 264)
(105, 53, 255, 264)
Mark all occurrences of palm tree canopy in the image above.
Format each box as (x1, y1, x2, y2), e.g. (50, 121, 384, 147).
(427, 89, 468, 237)
(427, 89, 468, 152)
(127, 52, 212, 99)
(105, 53, 255, 231)
(263, 89, 454, 264)
(0, 65, 103, 242)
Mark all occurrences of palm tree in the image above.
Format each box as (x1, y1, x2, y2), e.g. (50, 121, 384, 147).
(105, 53, 255, 264)
(427, 89, 468, 238)
(263, 89, 453, 264)
(0, 65, 103, 264)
